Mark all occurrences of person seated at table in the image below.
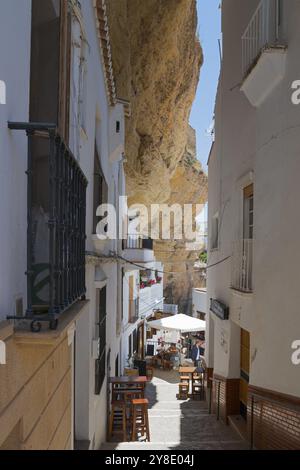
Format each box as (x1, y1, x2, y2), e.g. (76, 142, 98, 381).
(157, 340, 165, 355)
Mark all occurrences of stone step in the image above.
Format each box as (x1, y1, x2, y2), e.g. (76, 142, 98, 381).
(228, 415, 249, 443)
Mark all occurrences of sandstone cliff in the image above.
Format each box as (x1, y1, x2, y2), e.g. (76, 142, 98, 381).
(107, 0, 208, 314)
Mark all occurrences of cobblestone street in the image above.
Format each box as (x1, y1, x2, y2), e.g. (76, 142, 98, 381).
(102, 370, 248, 450)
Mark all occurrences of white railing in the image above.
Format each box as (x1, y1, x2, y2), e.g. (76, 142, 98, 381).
(242, 0, 278, 77)
(231, 239, 253, 293)
(157, 304, 178, 315)
(123, 234, 153, 250)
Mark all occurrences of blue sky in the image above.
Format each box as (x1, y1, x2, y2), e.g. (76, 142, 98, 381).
(190, 0, 221, 173)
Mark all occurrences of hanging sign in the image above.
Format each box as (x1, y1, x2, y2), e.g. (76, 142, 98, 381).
(210, 298, 229, 320)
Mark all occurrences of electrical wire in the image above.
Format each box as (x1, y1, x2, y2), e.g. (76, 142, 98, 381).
(112, 251, 205, 276)
(206, 255, 231, 270)
(86, 250, 207, 276)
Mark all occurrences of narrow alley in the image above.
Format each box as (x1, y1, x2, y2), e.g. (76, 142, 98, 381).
(1, 0, 300, 455)
(102, 370, 248, 451)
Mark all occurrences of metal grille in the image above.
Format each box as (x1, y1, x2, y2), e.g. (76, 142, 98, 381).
(7, 122, 87, 330)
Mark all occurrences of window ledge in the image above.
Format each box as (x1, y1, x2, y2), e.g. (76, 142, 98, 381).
(230, 287, 253, 298)
(13, 300, 89, 346)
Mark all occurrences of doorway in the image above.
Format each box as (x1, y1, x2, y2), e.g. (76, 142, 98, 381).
(30, 0, 71, 135)
(240, 328, 250, 420)
(137, 323, 145, 359)
(106, 348, 111, 441)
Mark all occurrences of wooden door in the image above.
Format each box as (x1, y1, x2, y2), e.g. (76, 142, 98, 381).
(137, 323, 145, 359)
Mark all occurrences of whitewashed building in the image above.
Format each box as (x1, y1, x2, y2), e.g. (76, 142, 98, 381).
(192, 288, 207, 320)
(0, 0, 126, 451)
(207, 0, 300, 449)
(121, 235, 164, 372)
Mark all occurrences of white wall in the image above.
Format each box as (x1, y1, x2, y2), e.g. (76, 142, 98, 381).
(0, 0, 125, 450)
(69, 0, 125, 449)
(192, 288, 207, 317)
(120, 261, 164, 371)
(207, 0, 300, 396)
(0, 0, 31, 322)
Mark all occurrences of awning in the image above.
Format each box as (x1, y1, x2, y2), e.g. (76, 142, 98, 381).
(147, 313, 206, 333)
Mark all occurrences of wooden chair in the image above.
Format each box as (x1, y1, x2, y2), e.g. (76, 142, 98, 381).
(178, 382, 189, 400)
(108, 401, 127, 442)
(152, 355, 162, 368)
(124, 368, 139, 376)
(131, 398, 150, 442)
(180, 375, 190, 383)
(146, 366, 154, 381)
(192, 373, 204, 400)
(162, 359, 172, 370)
(113, 385, 145, 401)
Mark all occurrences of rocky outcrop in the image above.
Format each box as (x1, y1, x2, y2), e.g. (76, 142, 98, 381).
(154, 127, 207, 314)
(107, 0, 208, 314)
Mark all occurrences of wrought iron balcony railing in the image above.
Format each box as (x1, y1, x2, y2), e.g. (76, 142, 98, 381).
(7, 122, 88, 331)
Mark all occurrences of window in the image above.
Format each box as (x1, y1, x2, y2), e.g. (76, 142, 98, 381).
(243, 184, 254, 239)
(276, 0, 283, 39)
(95, 286, 107, 395)
(93, 147, 108, 234)
(132, 329, 137, 354)
(210, 213, 219, 250)
(128, 275, 138, 323)
(30, 0, 71, 140)
(79, 55, 87, 131)
(128, 334, 132, 358)
(196, 311, 206, 321)
(115, 355, 119, 377)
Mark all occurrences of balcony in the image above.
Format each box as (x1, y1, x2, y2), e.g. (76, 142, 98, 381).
(241, 0, 287, 107)
(7, 122, 87, 331)
(139, 280, 164, 319)
(154, 304, 178, 316)
(129, 298, 139, 324)
(122, 235, 155, 263)
(231, 239, 253, 293)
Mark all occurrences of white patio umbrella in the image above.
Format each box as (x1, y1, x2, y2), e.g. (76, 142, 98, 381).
(147, 314, 206, 366)
(147, 313, 206, 333)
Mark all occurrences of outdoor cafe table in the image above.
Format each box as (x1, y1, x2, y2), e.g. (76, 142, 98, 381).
(109, 376, 148, 400)
(109, 376, 148, 385)
(179, 367, 196, 376)
(179, 367, 196, 393)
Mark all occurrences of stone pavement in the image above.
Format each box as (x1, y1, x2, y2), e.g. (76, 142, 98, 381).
(101, 369, 249, 450)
